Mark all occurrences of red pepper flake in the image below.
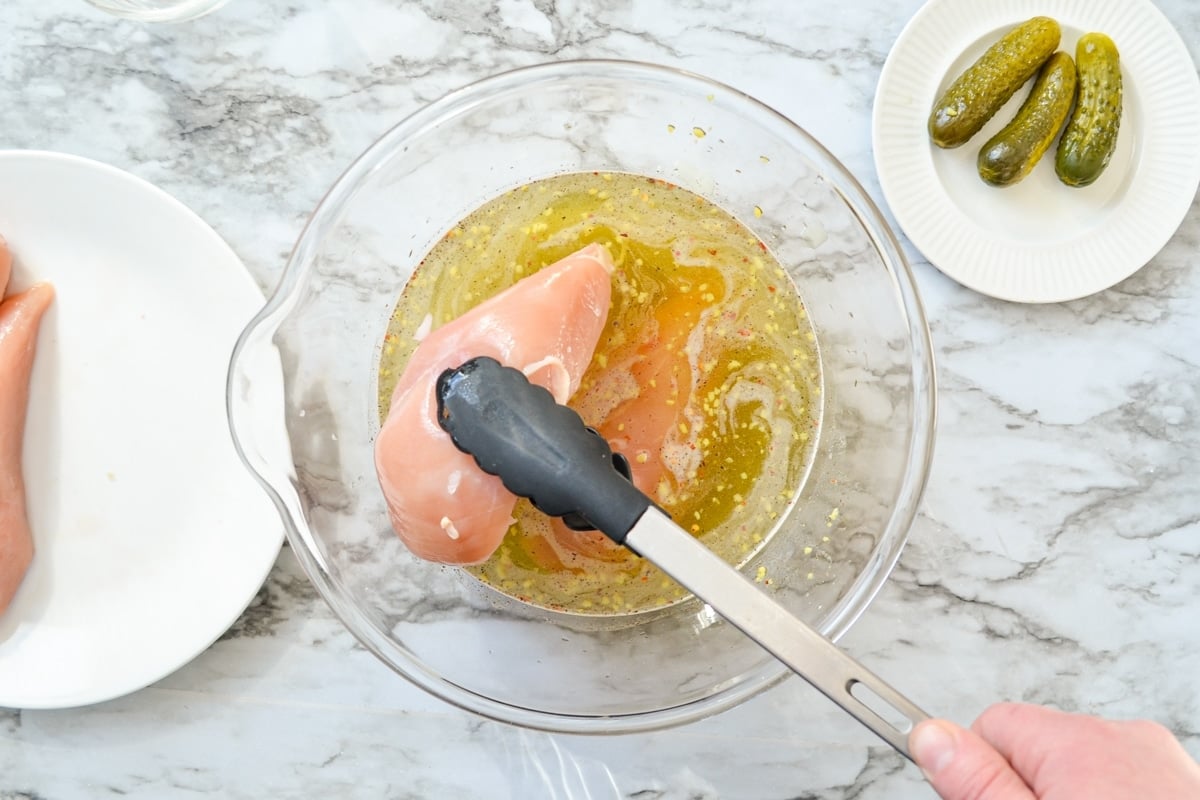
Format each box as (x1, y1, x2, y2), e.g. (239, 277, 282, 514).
(758, 241, 768, 252)
(707, 248, 717, 256)
(767, 285, 776, 293)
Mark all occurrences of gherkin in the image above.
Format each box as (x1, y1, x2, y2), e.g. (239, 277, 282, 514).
(978, 52, 1077, 187)
(1056, 33, 1123, 187)
(928, 16, 1061, 149)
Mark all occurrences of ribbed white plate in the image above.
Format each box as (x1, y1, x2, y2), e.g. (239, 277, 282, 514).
(873, 0, 1200, 303)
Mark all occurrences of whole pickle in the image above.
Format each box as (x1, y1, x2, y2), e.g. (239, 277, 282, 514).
(929, 16, 1061, 149)
(1056, 32, 1123, 187)
(978, 51, 1077, 187)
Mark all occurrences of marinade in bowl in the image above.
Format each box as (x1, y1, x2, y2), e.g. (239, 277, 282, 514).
(377, 170, 822, 615)
(227, 60, 936, 733)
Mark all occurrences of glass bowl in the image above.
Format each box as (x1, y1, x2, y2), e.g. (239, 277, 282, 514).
(83, 0, 230, 22)
(227, 60, 936, 734)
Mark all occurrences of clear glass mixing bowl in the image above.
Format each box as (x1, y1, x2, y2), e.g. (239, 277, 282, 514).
(83, 0, 231, 22)
(227, 60, 936, 734)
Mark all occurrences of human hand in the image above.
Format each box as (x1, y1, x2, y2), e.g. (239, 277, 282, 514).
(909, 702, 1200, 799)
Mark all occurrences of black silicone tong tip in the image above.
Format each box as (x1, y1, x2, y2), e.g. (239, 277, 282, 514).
(562, 451, 632, 531)
(435, 356, 653, 545)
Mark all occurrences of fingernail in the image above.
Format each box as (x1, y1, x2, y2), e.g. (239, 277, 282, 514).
(911, 720, 958, 776)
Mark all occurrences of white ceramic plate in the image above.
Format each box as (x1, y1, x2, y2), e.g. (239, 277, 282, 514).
(0, 151, 284, 708)
(873, 0, 1200, 303)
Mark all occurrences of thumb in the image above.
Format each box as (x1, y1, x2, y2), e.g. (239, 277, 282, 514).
(910, 719, 1037, 800)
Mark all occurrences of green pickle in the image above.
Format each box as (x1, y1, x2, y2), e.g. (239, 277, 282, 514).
(978, 51, 1077, 187)
(929, 16, 1061, 149)
(1056, 33, 1123, 187)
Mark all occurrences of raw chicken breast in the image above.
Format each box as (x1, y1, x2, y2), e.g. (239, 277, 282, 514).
(375, 243, 614, 565)
(550, 283, 706, 560)
(0, 237, 55, 614)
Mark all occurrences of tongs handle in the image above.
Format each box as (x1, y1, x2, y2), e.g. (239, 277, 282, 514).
(436, 356, 930, 761)
(627, 507, 930, 760)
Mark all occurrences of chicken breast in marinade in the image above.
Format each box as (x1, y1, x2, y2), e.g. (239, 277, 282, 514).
(374, 244, 613, 565)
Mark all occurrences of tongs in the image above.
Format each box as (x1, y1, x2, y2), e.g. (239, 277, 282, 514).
(436, 356, 930, 760)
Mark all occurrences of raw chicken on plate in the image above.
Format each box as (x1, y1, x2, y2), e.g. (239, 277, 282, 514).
(0, 237, 54, 615)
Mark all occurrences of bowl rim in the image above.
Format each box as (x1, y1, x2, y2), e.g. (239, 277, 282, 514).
(228, 57, 938, 735)
(83, 0, 232, 23)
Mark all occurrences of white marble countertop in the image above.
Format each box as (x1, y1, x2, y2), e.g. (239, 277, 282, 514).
(3, 0, 1199, 797)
